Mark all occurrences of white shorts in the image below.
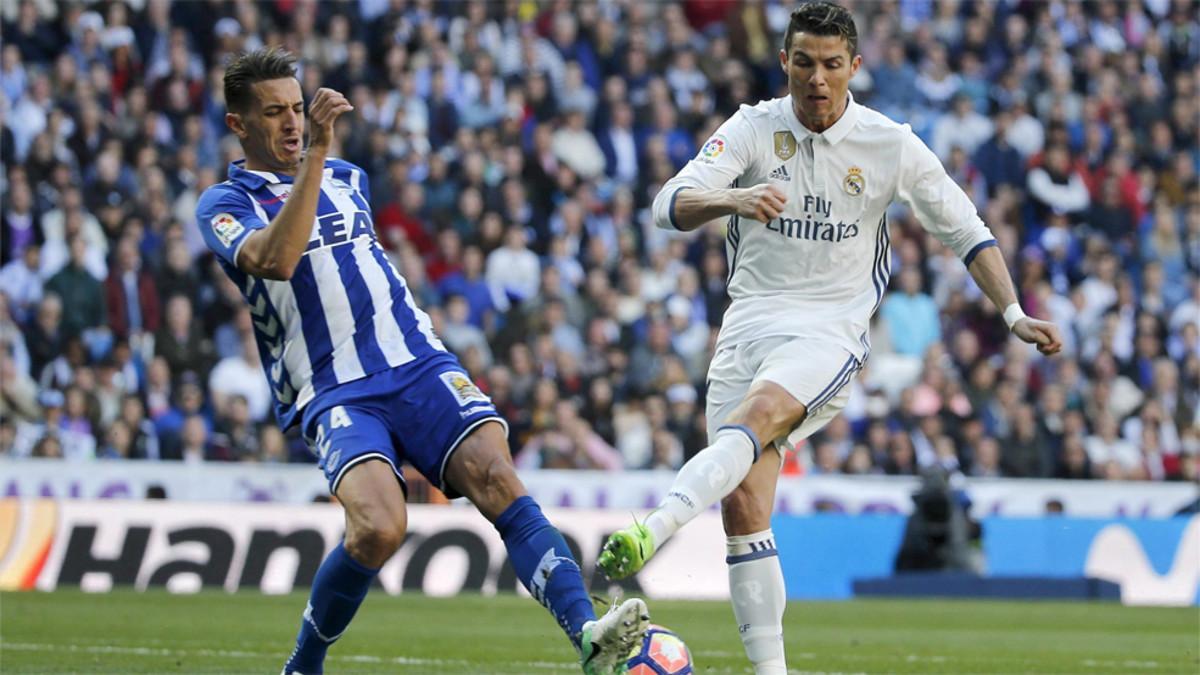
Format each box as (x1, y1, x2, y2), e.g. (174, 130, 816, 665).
(705, 335, 863, 452)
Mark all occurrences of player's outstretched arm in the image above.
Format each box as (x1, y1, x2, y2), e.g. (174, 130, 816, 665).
(654, 184, 788, 232)
(966, 245, 1064, 356)
(237, 87, 353, 280)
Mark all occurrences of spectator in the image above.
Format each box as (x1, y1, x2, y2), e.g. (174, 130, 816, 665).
(30, 434, 63, 459)
(0, 243, 44, 324)
(931, 94, 993, 162)
(119, 393, 160, 460)
(37, 388, 96, 460)
(1027, 144, 1091, 224)
(260, 425, 288, 463)
(176, 413, 211, 463)
(486, 225, 540, 307)
(154, 295, 215, 378)
(1004, 98, 1045, 160)
(666, 295, 709, 382)
(209, 394, 259, 462)
(551, 109, 606, 180)
(5, 1, 58, 65)
(437, 245, 498, 330)
(628, 319, 677, 395)
(154, 238, 201, 307)
(880, 267, 942, 358)
(0, 43, 26, 104)
(870, 40, 918, 114)
(39, 187, 108, 268)
(98, 419, 134, 459)
(0, 347, 38, 425)
(1086, 413, 1141, 478)
(104, 237, 161, 342)
(437, 294, 494, 370)
(1001, 404, 1052, 478)
(0, 177, 41, 264)
(207, 332, 271, 424)
(424, 68, 460, 150)
(45, 235, 107, 342)
(9, 72, 51, 161)
(970, 437, 1003, 478)
(972, 109, 1025, 195)
(598, 101, 639, 186)
(914, 43, 961, 110)
(559, 61, 598, 121)
(457, 52, 505, 129)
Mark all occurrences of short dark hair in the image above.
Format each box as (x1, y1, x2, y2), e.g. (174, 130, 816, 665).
(784, 2, 858, 56)
(223, 47, 297, 113)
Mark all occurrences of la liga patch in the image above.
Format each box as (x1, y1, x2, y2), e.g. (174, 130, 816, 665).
(698, 136, 726, 163)
(211, 213, 245, 247)
(439, 371, 490, 406)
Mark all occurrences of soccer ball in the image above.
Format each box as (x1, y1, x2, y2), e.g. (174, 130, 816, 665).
(625, 624, 693, 675)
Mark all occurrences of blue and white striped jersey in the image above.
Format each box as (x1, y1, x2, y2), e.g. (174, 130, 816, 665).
(196, 159, 445, 429)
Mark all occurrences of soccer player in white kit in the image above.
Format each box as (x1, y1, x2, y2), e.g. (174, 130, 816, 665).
(598, 4, 1064, 673)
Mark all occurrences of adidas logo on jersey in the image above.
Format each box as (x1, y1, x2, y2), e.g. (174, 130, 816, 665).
(769, 165, 791, 182)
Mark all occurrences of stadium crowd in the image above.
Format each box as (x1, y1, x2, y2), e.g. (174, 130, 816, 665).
(0, 0, 1197, 485)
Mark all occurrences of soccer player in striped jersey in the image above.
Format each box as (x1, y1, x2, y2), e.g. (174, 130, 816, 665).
(597, 4, 1063, 674)
(197, 48, 647, 675)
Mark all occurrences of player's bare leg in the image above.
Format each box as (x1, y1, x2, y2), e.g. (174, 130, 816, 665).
(442, 420, 526, 521)
(284, 460, 406, 674)
(447, 422, 649, 674)
(723, 447, 787, 675)
(599, 382, 805, 579)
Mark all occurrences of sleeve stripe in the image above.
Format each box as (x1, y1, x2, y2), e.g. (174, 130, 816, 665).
(668, 186, 691, 230)
(963, 239, 998, 267)
(726, 549, 778, 565)
(716, 424, 761, 461)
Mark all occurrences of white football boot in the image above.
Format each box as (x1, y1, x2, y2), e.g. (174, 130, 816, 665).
(579, 597, 651, 675)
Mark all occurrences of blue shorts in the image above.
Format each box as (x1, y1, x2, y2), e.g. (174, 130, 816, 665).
(300, 352, 506, 499)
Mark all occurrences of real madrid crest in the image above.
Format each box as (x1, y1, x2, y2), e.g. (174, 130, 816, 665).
(773, 131, 796, 160)
(843, 166, 865, 196)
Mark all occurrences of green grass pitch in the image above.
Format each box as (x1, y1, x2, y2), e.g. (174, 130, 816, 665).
(2, 590, 1197, 673)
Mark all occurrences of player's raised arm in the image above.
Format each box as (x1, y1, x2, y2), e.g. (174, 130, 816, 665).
(231, 86, 353, 280)
(896, 127, 1062, 356)
(651, 110, 786, 232)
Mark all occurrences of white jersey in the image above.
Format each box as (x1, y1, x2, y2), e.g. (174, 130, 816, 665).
(652, 92, 996, 362)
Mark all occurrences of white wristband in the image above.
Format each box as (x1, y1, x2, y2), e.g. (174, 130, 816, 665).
(1003, 303, 1026, 330)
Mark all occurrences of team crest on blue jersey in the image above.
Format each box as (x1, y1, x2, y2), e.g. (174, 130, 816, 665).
(843, 166, 865, 196)
(439, 371, 489, 406)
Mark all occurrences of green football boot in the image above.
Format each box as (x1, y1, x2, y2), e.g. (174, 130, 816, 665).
(597, 521, 656, 580)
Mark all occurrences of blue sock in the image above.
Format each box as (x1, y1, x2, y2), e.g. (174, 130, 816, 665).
(496, 496, 596, 649)
(284, 542, 378, 674)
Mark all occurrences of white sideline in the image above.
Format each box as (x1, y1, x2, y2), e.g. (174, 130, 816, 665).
(11, 641, 1162, 673)
(1, 642, 573, 671)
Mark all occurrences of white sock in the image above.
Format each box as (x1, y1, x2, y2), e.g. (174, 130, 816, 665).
(644, 426, 759, 548)
(727, 530, 787, 675)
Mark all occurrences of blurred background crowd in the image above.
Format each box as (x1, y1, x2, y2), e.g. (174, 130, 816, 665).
(0, 0, 1197, 486)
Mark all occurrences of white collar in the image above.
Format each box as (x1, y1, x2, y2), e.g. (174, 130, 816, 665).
(782, 90, 860, 145)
